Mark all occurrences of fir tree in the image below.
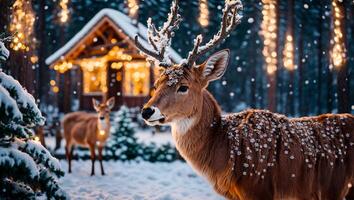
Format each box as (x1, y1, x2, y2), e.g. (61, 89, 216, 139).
(0, 37, 68, 199)
(107, 105, 140, 161)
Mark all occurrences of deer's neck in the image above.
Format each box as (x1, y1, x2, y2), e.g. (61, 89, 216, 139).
(97, 117, 110, 133)
(171, 90, 229, 179)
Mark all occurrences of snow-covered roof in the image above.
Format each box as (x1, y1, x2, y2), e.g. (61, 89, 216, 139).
(45, 8, 182, 65)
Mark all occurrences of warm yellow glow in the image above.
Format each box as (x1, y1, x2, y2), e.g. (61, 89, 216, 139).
(123, 61, 150, 96)
(127, 0, 139, 18)
(111, 62, 123, 70)
(59, 0, 70, 23)
(107, 46, 132, 61)
(111, 38, 117, 44)
(50, 80, 56, 86)
(10, 0, 35, 52)
(53, 61, 73, 73)
(260, 0, 277, 75)
(52, 86, 59, 93)
(53, 45, 151, 96)
(34, 136, 40, 142)
(199, 0, 209, 27)
(331, 0, 346, 69)
(30, 55, 38, 63)
(283, 33, 294, 70)
(99, 130, 106, 136)
(79, 58, 107, 94)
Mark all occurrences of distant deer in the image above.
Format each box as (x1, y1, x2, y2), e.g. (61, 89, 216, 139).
(136, 0, 354, 199)
(63, 97, 115, 176)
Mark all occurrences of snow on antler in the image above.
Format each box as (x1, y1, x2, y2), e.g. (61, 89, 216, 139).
(186, 0, 243, 66)
(135, 0, 182, 68)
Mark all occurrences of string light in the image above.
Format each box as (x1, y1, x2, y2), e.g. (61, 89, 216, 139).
(283, 33, 295, 70)
(260, 0, 277, 75)
(199, 0, 209, 27)
(52, 47, 132, 74)
(127, 0, 139, 18)
(9, 0, 35, 52)
(331, 0, 346, 69)
(99, 130, 106, 136)
(123, 61, 150, 96)
(53, 61, 73, 73)
(59, 0, 70, 23)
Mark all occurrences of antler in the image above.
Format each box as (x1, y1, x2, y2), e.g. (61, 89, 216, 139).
(186, 0, 243, 67)
(135, 0, 182, 68)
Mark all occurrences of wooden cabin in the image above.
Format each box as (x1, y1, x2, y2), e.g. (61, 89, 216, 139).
(45, 8, 182, 112)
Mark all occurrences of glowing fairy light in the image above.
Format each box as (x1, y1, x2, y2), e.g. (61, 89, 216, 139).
(260, 0, 277, 75)
(283, 33, 294, 70)
(199, 0, 209, 27)
(59, 0, 70, 23)
(127, 0, 139, 18)
(331, 0, 346, 69)
(99, 130, 105, 136)
(9, 0, 35, 52)
(34, 136, 40, 142)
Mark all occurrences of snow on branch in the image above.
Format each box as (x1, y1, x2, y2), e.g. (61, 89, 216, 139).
(38, 169, 70, 199)
(0, 71, 45, 127)
(0, 40, 10, 61)
(0, 147, 40, 179)
(14, 139, 63, 177)
(0, 85, 23, 122)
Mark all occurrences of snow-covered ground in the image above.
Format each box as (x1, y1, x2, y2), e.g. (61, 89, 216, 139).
(135, 129, 174, 146)
(50, 129, 221, 199)
(60, 160, 222, 200)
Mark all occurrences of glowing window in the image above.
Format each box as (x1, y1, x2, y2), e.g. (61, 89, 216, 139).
(123, 61, 150, 96)
(80, 59, 107, 94)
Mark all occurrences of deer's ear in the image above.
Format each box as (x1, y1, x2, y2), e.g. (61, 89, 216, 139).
(106, 97, 115, 110)
(201, 49, 230, 82)
(92, 98, 100, 111)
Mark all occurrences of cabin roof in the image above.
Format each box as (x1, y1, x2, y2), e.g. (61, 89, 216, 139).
(45, 8, 182, 65)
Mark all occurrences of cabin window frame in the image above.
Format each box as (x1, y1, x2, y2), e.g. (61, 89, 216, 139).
(121, 60, 151, 97)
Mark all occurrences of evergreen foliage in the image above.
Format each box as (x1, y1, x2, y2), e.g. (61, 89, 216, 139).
(106, 106, 179, 162)
(0, 38, 68, 199)
(27, 0, 353, 115)
(107, 105, 140, 160)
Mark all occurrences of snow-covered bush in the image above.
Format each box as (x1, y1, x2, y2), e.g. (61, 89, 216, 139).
(106, 105, 140, 160)
(0, 39, 68, 199)
(141, 143, 179, 162)
(106, 106, 179, 162)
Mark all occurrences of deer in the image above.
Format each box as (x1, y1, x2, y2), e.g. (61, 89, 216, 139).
(62, 97, 115, 176)
(135, 0, 354, 199)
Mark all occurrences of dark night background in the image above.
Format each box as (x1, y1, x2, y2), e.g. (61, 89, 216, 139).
(0, 0, 353, 116)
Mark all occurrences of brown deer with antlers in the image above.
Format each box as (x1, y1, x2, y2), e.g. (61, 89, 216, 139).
(136, 0, 354, 199)
(63, 97, 115, 176)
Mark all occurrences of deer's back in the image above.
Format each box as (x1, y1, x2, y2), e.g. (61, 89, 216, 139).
(223, 110, 354, 200)
(63, 112, 97, 146)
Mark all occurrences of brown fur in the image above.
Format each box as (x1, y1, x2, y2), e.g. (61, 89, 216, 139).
(143, 51, 354, 200)
(174, 91, 354, 200)
(63, 98, 114, 176)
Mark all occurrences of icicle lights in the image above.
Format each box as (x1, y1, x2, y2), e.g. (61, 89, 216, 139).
(331, 0, 346, 69)
(260, 0, 277, 75)
(199, 0, 209, 27)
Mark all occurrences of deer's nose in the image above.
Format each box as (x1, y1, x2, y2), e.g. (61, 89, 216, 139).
(141, 107, 155, 120)
(99, 116, 104, 120)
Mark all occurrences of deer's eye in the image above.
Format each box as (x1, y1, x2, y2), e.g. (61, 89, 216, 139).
(177, 85, 189, 93)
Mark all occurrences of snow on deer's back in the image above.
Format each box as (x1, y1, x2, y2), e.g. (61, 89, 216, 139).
(135, 0, 354, 199)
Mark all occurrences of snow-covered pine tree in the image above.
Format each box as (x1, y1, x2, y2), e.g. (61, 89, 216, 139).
(107, 105, 140, 160)
(0, 38, 68, 199)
